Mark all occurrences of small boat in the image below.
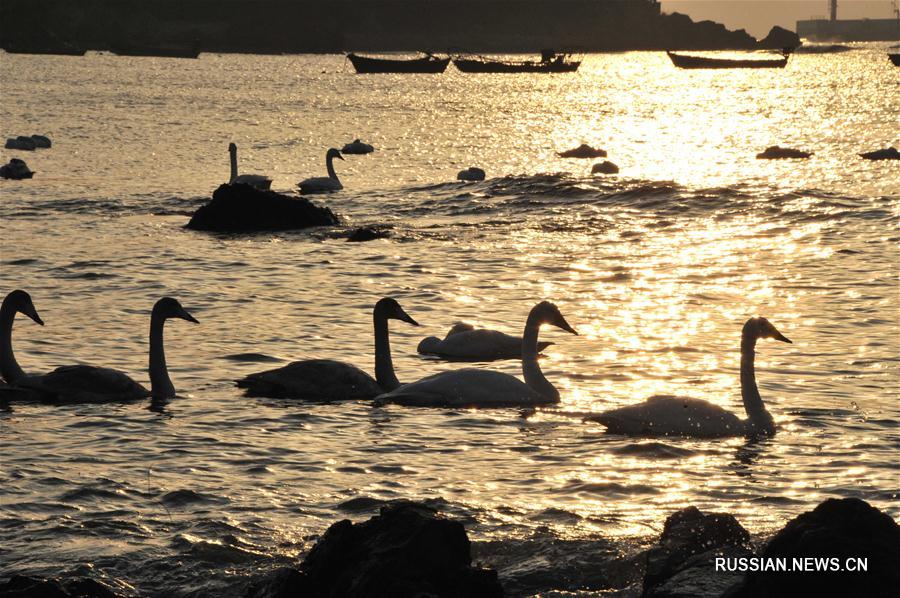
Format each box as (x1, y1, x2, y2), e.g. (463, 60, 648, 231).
(347, 53, 450, 74)
(453, 51, 580, 73)
(889, 54, 900, 67)
(667, 51, 788, 69)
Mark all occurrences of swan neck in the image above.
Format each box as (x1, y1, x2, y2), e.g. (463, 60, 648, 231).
(326, 154, 339, 182)
(0, 304, 24, 383)
(149, 313, 175, 398)
(740, 338, 773, 434)
(229, 149, 238, 184)
(522, 318, 558, 401)
(374, 313, 399, 391)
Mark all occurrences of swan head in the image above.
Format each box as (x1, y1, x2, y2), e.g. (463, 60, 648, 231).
(744, 317, 791, 343)
(3, 290, 43, 326)
(531, 301, 578, 335)
(327, 148, 345, 161)
(417, 336, 442, 353)
(228, 143, 237, 154)
(153, 297, 199, 324)
(374, 297, 418, 326)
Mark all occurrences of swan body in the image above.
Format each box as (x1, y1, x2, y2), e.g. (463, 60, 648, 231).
(417, 322, 552, 361)
(588, 317, 792, 438)
(237, 297, 417, 400)
(4, 136, 36, 151)
(341, 139, 374, 154)
(1, 293, 198, 402)
(229, 142, 272, 191)
(0, 158, 34, 180)
(30, 135, 52, 148)
(377, 301, 577, 408)
(457, 167, 485, 181)
(298, 148, 344, 194)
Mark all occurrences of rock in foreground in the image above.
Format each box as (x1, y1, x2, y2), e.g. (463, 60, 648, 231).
(860, 147, 899, 161)
(187, 183, 339, 232)
(558, 144, 607, 159)
(247, 502, 503, 598)
(756, 146, 812, 159)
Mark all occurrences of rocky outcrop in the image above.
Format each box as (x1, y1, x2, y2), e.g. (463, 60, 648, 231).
(558, 144, 607, 159)
(186, 183, 339, 233)
(758, 26, 801, 50)
(0, 574, 125, 598)
(247, 502, 503, 598)
(346, 226, 391, 242)
(591, 161, 619, 174)
(860, 147, 899, 160)
(756, 146, 813, 159)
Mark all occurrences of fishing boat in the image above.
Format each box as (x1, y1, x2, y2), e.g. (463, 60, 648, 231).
(667, 51, 789, 69)
(347, 53, 450, 73)
(889, 53, 900, 66)
(453, 52, 580, 73)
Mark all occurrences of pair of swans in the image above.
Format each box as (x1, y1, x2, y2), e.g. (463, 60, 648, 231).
(227, 144, 344, 194)
(417, 322, 553, 361)
(1, 290, 197, 402)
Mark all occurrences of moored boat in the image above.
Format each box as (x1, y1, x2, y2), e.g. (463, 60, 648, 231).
(889, 53, 900, 66)
(453, 52, 580, 73)
(347, 53, 450, 73)
(667, 51, 788, 69)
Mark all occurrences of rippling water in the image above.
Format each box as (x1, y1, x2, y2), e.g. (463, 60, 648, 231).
(1, 48, 898, 596)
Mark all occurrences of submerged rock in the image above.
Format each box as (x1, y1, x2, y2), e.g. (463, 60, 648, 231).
(457, 167, 486, 181)
(591, 161, 620, 174)
(0, 158, 34, 180)
(860, 147, 899, 161)
(756, 146, 812, 159)
(346, 226, 391, 242)
(186, 183, 339, 232)
(558, 143, 607, 159)
(642, 506, 751, 598)
(726, 498, 900, 598)
(247, 502, 503, 598)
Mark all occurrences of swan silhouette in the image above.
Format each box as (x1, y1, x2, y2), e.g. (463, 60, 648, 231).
(1, 292, 198, 401)
(298, 148, 344, 194)
(418, 322, 553, 361)
(228, 143, 272, 190)
(377, 301, 577, 407)
(237, 298, 418, 400)
(341, 139, 374, 154)
(587, 317, 792, 438)
(0, 158, 34, 180)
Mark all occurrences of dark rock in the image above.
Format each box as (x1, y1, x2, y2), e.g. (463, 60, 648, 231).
(756, 146, 813, 159)
(186, 183, 339, 232)
(457, 167, 486, 181)
(642, 506, 750, 598)
(0, 575, 125, 598)
(249, 502, 503, 598)
(726, 498, 900, 598)
(860, 147, 899, 161)
(0, 158, 34, 180)
(758, 26, 801, 50)
(558, 144, 607, 159)
(591, 161, 619, 174)
(30, 135, 52, 148)
(346, 226, 391, 242)
(657, 13, 758, 51)
(4, 136, 36, 151)
(245, 568, 310, 598)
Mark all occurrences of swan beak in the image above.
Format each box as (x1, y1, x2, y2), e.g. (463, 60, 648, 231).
(773, 331, 792, 343)
(401, 312, 419, 326)
(337, 154, 345, 161)
(557, 317, 578, 336)
(28, 309, 44, 326)
(180, 309, 200, 324)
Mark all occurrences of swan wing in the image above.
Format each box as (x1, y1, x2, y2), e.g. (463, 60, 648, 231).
(16, 365, 148, 402)
(237, 359, 380, 400)
(234, 174, 272, 190)
(297, 177, 342, 194)
(430, 329, 553, 361)
(376, 368, 553, 408)
(589, 395, 745, 438)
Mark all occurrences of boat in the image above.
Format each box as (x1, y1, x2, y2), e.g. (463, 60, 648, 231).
(667, 51, 789, 69)
(453, 51, 580, 73)
(347, 53, 450, 73)
(889, 53, 900, 66)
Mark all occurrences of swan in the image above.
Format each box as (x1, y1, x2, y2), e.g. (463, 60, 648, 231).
(376, 301, 577, 408)
(228, 142, 272, 190)
(457, 167, 485, 181)
(0, 158, 34, 180)
(587, 317, 792, 438)
(2, 293, 198, 402)
(341, 139, 375, 154)
(237, 297, 418, 400)
(4, 136, 36, 151)
(298, 148, 344, 194)
(30, 135, 52, 148)
(417, 322, 553, 361)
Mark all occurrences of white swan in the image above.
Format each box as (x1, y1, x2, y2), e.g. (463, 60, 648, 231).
(587, 317, 792, 438)
(229, 142, 272, 190)
(2, 293, 198, 401)
(341, 139, 375, 154)
(298, 148, 344, 194)
(377, 301, 577, 408)
(418, 322, 553, 361)
(457, 167, 485, 181)
(237, 297, 418, 400)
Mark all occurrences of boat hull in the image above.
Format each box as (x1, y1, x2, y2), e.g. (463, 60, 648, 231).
(347, 53, 450, 73)
(667, 51, 787, 69)
(453, 58, 580, 73)
(889, 54, 900, 67)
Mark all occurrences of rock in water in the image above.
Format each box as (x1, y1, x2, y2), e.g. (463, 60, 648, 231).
(860, 147, 899, 161)
(558, 143, 607, 158)
(756, 145, 813, 159)
(0, 158, 34, 180)
(591, 161, 620, 174)
(186, 183, 339, 232)
(0, 574, 125, 597)
(726, 498, 900, 598)
(758, 26, 801, 50)
(346, 226, 391, 242)
(457, 167, 486, 181)
(247, 502, 503, 598)
(643, 506, 751, 598)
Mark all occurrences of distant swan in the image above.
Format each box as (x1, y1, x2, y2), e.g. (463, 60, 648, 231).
(587, 317, 792, 438)
(298, 148, 344, 194)
(418, 322, 553, 361)
(341, 139, 375, 154)
(377, 301, 577, 407)
(229, 142, 272, 190)
(2, 292, 198, 401)
(0, 158, 34, 180)
(237, 298, 418, 400)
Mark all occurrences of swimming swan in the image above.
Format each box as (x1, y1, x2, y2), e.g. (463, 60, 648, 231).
(298, 148, 344, 194)
(587, 317, 792, 438)
(2, 293, 198, 401)
(236, 298, 418, 400)
(341, 139, 375, 154)
(377, 301, 577, 407)
(417, 322, 553, 361)
(229, 142, 272, 190)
